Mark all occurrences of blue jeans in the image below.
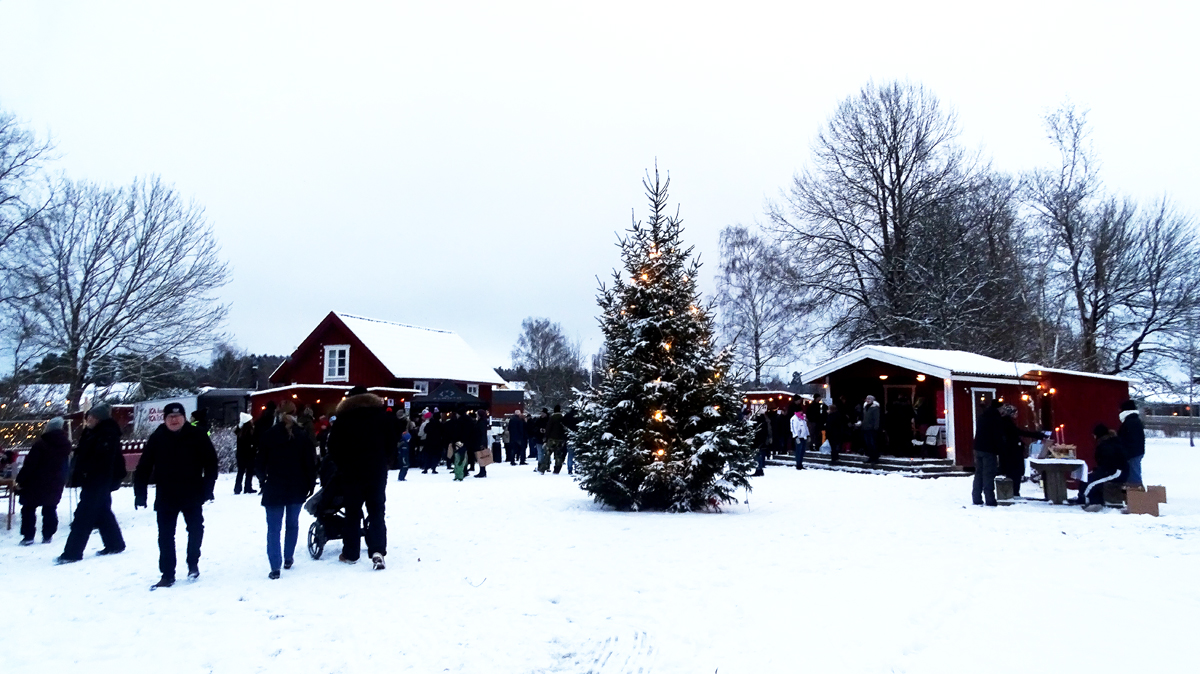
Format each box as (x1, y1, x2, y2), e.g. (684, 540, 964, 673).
(1126, 455, 1143, 485)
(567, 444, 575, 473)
(794, 437, 807, 467)
(396, 442, 410, 481)
(265, 503, 302, 572)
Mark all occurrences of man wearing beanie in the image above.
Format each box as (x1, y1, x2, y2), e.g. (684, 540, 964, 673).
(16, 417, 73, 545)
(56, 403, 127, 563)
(134, 401, 219, 588)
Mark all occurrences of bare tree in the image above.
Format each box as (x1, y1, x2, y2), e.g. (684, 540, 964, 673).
(510, 317, 585, 408)
(14, 176, 231, 410)
(0, 106, 55, 304)
(716, 225, 802, 384)
(1025, 104, 1200, 375)
(767, 81, 981, 350)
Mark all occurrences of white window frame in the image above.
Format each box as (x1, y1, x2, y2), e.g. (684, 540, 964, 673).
(970, 387, 997, 440)
(414, 380, 429, 395)
(324, 344, 349, 383)
(466, 384, 479, 397)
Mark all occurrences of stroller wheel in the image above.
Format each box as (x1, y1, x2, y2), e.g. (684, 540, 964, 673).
(308, 521, 326, 560)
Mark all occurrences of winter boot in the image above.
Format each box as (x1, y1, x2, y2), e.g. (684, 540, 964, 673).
(372, 552, 386, 570)
(268, 570, 281, 580)
(283, 559, 294, 570)
(152, 576, 175, 589)
(19, 538, 35, 546)
(97, 546, 125, 556)
(338, 553, 357, 564)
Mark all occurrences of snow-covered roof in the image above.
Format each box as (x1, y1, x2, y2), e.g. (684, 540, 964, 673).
(17, 382, 144, 413)
(801, 346, 1130, 384)
(336, 313, 507, 386)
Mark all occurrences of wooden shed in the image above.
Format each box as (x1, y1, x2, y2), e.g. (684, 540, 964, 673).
(802, 346, 1130, 469)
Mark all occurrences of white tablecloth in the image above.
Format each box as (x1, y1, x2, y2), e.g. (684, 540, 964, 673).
(1030, 458, 1088, 483)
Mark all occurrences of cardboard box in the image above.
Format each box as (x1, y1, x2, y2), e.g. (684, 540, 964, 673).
(1146, 485, 1167, 503)
(1127, 489, 1160, 516)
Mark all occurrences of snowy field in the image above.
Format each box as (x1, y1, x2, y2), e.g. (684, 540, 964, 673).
(4, 439, 1198, 674)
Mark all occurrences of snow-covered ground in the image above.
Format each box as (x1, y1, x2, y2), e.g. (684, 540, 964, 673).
(5, 439, 1198, 674)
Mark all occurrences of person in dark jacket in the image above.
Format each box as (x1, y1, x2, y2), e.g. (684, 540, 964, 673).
(507, 410, 528, 466)
(543, 404, 567, 474)
(971, 400, 1004, 506)
(235, 420, 257, 494)
(473, 409, 490, 478)
(417, 410, 439, 474)
(57, 404, 127, 563)
(529, 409, 548, 465)
(255, 401, 317, 579)
(752, 410, 771, 477)
(564, 407, 579, 475)
(134, 401, 219, 588)
(860, 395, 882, 463)
(1117, 400, 1145, 486)
(1080, 424, 1129, 511)
(326, 387, 395, 569)
(997, 404, 1044, 497)
(448, 408, 473, 481)
(396, 412, 412, 482)
(16, 417, 73, 545)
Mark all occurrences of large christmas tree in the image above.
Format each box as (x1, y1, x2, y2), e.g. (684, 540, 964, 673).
(573, 169, 756, 512)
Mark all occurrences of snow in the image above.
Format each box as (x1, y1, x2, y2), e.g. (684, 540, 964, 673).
(16, 382, 144, 413)
(335, 313, 507, 385)
(4, 439, 1198, 673)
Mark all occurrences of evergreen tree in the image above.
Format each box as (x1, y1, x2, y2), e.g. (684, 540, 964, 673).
(573, 169, 755, 512)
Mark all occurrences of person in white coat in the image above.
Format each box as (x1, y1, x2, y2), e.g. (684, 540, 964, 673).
(790, 409, 810, 470)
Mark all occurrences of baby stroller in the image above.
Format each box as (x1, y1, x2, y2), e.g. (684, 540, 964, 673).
(304, 487, 369, 560)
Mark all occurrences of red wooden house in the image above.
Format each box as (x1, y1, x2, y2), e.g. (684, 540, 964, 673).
(254, 312, 507, 418)
(802, 346, 1130, 469)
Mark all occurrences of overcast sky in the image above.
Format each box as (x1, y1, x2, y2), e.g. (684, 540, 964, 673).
(2, 0, 1197, 376)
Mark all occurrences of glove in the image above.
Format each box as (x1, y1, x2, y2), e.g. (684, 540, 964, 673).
(134, 496, 147, 509)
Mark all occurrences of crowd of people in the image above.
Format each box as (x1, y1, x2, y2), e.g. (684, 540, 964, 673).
(8, 389, 588, 587)
(743, 393, 935, 473)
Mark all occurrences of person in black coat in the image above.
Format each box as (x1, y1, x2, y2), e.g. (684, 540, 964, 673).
(997, 404, 1044, 497)
(134, 402, 219, 588)
(57, 404, 127, 563)
(16, 417, 73, 545)
(1080, 424, 1129, 510)
(1117, 400, 1145, 486)
(326, 387, 396, 569)
(235, 421, 257, 494)
(473, 409, 491, 478)
(971, 400, 1004, 506)
(417, 410, 439, 474)
(751, 411, 771, 477)
(507, 410, 528, 466)
(255, 401, 317, 579)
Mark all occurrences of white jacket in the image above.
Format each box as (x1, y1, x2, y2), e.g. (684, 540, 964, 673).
(790, 413, 810, 440)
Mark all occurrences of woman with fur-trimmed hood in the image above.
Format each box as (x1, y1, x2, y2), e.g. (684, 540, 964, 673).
(326, 386, 396, 570)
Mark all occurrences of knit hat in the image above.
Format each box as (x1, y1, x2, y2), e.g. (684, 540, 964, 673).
(348, 385, 368, 396)
(163, 402, 186, 417)
(1119, 400, 1138, 412)
(45, 417, 65, 432)
(1092, 423, 1110, 437)
(87, 403, 112, 421)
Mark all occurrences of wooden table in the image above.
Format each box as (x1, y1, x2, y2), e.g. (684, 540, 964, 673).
(1030, 459, 1089, 505)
